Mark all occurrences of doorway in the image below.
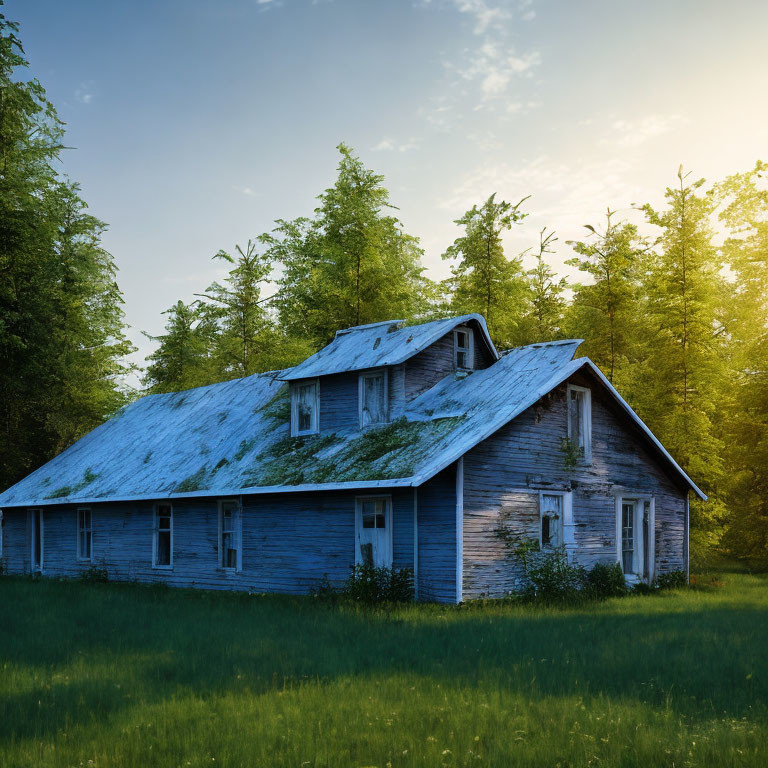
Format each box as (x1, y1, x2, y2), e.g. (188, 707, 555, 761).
(355, 497, 393, 568)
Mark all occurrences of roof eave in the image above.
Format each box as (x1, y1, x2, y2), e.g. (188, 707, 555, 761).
(0, 477, 417, 509)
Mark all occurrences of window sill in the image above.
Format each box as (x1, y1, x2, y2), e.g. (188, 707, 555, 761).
(152, 565, 173, 571)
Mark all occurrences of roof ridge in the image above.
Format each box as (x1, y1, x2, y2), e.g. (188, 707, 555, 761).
(335, 319, 405, 336)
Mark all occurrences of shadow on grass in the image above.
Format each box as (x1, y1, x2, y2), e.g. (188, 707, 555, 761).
(0, 574, 766, 744)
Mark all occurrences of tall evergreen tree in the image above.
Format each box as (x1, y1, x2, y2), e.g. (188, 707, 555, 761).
(0, 11, 132, 488)
(143, 300, 218, 394)
(441, 193, 528, 347)
(642, 168, 728, 558)
(516, 228, 567, 344)
(714, 161, 768, 565)
(262, 144, 429, 347)
(565, 211, 648, 392)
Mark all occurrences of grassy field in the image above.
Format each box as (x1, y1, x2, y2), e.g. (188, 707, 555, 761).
(1, 572, 767, 767)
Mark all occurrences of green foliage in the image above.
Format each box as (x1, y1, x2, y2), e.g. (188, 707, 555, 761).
(78, 564, 109, 583)
(565, 211, 649, 401)
(341, 564, 414, 604)
(585, 562, 628, 598)
(714, 162, 768, 568)
(516, 228, 568, 344)
(0, 10, 134, 490)
(442, 193, 529, 346)
(521, 546, 587, 603)
(656, 569, 687, 590)
(559, 436, 581, 471)
(262, 144, 432, 347)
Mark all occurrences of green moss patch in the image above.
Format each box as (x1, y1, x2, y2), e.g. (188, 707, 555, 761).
(45, 467, 100, 499)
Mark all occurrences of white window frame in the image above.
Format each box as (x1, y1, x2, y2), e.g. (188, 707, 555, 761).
(567, 384, 592, 463)
(358, 369, 389, 429)
(218, 499, 242, 572)
(354, 495, 393, 568)
(29, 508, 44, 573)
(77, 507, 93, 562)
(615, 494, 655, 583)
(290, 379, 320, 436)
(153, 503, 174, 570)
(453, 326, 474, 370)
(538, 490, 574, 552)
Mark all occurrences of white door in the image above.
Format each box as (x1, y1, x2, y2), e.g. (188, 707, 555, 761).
(620, 498, 654, 583)
(355, 497, 392, 568)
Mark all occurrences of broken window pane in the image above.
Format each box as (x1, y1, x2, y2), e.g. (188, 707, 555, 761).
(296, 382, 317, 433)
(541, 494, 563, 547)
(361, 373, 387, 426)
(455, 329, 471, 369)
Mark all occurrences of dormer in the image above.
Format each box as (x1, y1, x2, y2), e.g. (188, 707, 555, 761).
(280, 315, 498, 436)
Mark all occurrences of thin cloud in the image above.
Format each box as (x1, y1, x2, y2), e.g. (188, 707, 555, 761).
(371, 137, 420, 153)
(606, 114, 689, 149)
(75, 83, 95, 104)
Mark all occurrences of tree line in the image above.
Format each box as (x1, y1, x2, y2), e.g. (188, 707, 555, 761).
(1, 11, 766, 568)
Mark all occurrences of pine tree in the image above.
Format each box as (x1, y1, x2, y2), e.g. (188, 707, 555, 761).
(143, 301, 219, 393)
(441, 193, 529, 347)
(516, 228, 567, 344)
(565, 211, 648, 395)
(262, 144, 429, 347)
(642, 168, 728, 559)
(0, 11, 133, 487)
(714, 161, 768, 565)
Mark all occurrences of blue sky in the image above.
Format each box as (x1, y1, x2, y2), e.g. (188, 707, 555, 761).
(9, 0, 768, 371)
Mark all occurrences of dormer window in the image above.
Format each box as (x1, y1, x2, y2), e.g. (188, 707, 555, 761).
(567, 384, 592, 462)
(291, 379, 319, 436)
(454, 327, 473, 370)
(359, 370, 388, 428)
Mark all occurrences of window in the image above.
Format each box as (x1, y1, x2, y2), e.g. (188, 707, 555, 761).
(355, 496, 393, 568)
(77, 508, 93, 562)
(153, 503, 173, 568)
(359, 370, 388, 428)
(454, 327, 474, 370)
(29, 509, 43, 572)
(567, 384, 592, 462)
(219, 500, 241, 571)
(621, 500, 635, 574)
(291, 379, 319, 436)
(540, 493, 564, 548)
(616, 496, 654, 581)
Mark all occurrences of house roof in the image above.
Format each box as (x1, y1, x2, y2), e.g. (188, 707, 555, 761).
(279, 313, 498, 380)
(0, 332, 705, 509)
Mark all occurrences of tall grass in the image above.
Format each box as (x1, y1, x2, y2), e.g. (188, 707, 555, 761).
(0, 572, 766, 766)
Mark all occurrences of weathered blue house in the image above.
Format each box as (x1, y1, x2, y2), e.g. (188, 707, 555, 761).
(0, 314, 705, 602)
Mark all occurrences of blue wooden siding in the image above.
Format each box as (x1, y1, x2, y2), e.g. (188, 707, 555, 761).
(404, 324, 495, 402)
(416, 465, 457, 603)
(317, 373, 359, 433)
(462, 369, 688, 599)
(0, 488, 419, 595)
(314, 368, 408, 434)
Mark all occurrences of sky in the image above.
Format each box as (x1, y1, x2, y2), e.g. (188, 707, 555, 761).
(8, 0, 768, 376)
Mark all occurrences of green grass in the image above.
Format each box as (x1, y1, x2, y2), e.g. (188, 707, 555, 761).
(1, 572, 766, 767)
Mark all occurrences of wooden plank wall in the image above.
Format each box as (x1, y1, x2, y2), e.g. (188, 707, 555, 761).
(462, 369, 689, 599)
(404, 324, 495, 402)
(0, 488, 417, 595)
(416, 465, 457, 603)
(315, 367, 407, 434)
